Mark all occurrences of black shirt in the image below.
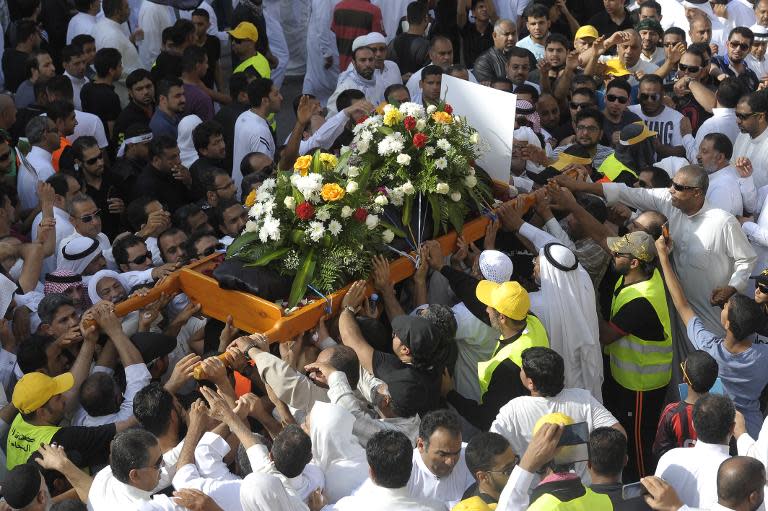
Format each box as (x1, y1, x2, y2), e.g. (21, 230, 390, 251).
(113, 101, 154, 150)
(461, 22, 494, 68)
(2, 49, 29, 93)
(83, 173, 124, 241)
(586, 9, 634, 40)
(372, 350, 440, 416)
(590, 483, 653, 511)
(133, 164, 195, 213)
(610, 277, 666, 342)
(675, 94, 712, 135)
(80, 82, 122, 140)
(387, 33, 430, 75)
(152, 51, 183, 82)
(110, 156, 147, 202)
(200, 36, 221, 89)
(50, 422, 116, 469)
(602, 110, 641, 146)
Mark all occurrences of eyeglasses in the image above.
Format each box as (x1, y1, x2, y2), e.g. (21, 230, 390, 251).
(569, 101, 593, 110)
(199, 243, 224, 258)
(735, 112, 761, 120)
(729, 40, 750, 51)
(678, 63, 701, 73)
(606, 94, 628, 104)
(639, 93, 661, 102)
(84, 153, 103, 165)
(671, 181, 698, 192)
(78, 209, 101, 223)
(575, 124, 600, 133)
(214, 180, 235, 191)
(141, 455, 164, 471)
(758, 283, 768, 294)
(130, 251, 152, 265)
(486, 455, 520, 476)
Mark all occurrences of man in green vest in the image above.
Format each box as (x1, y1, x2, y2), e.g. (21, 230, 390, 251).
(598, 231, 672, 481)
(229, 21, 271, 79)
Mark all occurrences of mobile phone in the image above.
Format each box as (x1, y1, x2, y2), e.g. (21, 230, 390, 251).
(622, 481, 649, 500)
(553, 422, 590, 465)
(662, 222, 670, 241)
(559, 422, 589, 446)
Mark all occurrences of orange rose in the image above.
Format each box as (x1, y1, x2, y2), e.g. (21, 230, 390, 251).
(294, 155, 312, 176)
(431, 111, 453, 124)
(321, 183, 346, 202)
(244, 189, 257, 207)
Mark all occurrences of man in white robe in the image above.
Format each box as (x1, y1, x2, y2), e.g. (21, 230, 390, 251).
(302, 0, 341, 106)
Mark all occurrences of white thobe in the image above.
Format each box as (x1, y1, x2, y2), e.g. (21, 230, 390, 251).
(492, 0, 533, 24)
(747, 54, 768, 81)
(740, 187, 768, 275)
(683, 107, 740, 163)
(93, 17, 141, 75)
(727, 0, 756, 28)
(706, 165, 745, 216)
(732, 126, 768, 192)
(452, 302, 498, 402)
(406, 446, 474, 508)
(344, 60, 402, 95)
(327, 70, 383, 116)
(66, 12, 100, 44)
(88, 466, 183, 511)
(17, 146, 55, 211)
(69, 110, 109, 149)
(31, 207, 75, 280)
(283, 109, 350, 155)
(137, 0, 174, 69)
(65, 72, 89, 111)
(302, 0, 341, 106)
(603, 183, 756, 335)
(330, 484, 447, 511)
(371, 0, 409, 42)
(72, 364, 150, 426)
(264, 0, 289, 89)
(655, 441, 730, 508)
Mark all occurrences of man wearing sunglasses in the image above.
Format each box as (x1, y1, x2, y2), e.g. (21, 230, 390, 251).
(628, 74, 689, 158)
(602, 78, 640, 146)
(61, 194, 112, 263)
(731, 91, 768, 191)
(454, 432, 518, 510)
(710, 27, 759, 92)
(72, 136, 124, 240)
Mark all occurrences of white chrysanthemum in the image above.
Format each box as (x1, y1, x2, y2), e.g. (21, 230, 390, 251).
(402, 181, 415, 195)
(359, 130, 373, 142)
(382, 229, 395, 243)
(262, 216, 281, 241)
(308, 221, 325, 242)
(436, 182, 450, 194)
(425, 146, 435, 156)
(293, 173, 323, 200)
(465, 175, 478, 188)
(346, 181, 359, 193)
(346, 166, 360, 177)
(437, 139, 451, 151)
(396, 153, 411, 166)
(399, 102, 425, 117)
(377, 133, 405, 156)
(283, 196, 296, 210)
(262, 198, 276, 215)
(435, 157, 448, 170)
(316, 209, 331, 222)
(341, 205, 354, 218)
(328, 220, 342, 236)
(426, 105, 437, 114)
(374, 195, 389, 206)
(389, 188, 405, 207)
(357, 140, 370, 153)
(249, 202, 264, 219)
(450, 191, 462, 202)
(244, 220, 258, 233)
(365, 214, 379, 230)
(383, 103, 395, 114)
(415, 119, 426, 131)
(257, 178, 276, 196)
(470, 132, 480, 145)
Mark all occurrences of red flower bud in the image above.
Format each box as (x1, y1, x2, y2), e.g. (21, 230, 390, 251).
(353, 207, 368, 222)
(444, 104, 453, 114)
(413, 132, 429, 148)
(404, 116, 416, 130)
(296, 201, 315, 220)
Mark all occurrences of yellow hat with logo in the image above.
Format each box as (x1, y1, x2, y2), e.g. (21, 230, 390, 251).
(12, 372, 74, 414)
(228, 22, 259, 42)
(604, 58, 631, 77)
(533, 412, 575, 434)
(476, 280, 530, 321)
(574, 25, 599, 41)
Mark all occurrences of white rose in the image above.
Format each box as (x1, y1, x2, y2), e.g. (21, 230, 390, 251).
(470, 132, 480, 145)
(465, 175, 478, 188)
(283, 196, 296, 210)
(382, 229, 395, 243)
(346, 181, 359, 193)
(374, 195, 389, 206)
(346, 166, 359, 177)
(402, 181, 415, 195)
(366, 214, 379, 230)
(450, 191, 462, 202)
(415, 119, 427, 131)
(244, 220, 258, 233)
(341, 205, 354, 218)
(396, 153, 411, 166)
(427, 105, 437, 114)
(436, 182, 450, 194)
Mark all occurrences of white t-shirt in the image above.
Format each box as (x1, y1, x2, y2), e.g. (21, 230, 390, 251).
(629, 104, 684, 147)
(231, 110, 274, 197)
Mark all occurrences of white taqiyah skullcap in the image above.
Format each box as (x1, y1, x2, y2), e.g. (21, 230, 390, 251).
(366, 32, 386, 45)
(352, 35, 369, 51)
(479, 250, 514, 283)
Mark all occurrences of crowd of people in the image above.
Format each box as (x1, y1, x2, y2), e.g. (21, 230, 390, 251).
(3, 0, 768, 509)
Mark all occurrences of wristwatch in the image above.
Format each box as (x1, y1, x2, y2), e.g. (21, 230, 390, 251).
(342, 305, 357, 315)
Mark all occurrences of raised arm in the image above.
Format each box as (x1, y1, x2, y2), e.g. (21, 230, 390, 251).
(338, 280, 376, 373)
(654, 236, 695, 326)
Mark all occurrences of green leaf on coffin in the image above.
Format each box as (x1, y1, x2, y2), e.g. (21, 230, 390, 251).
(244, 246, 291, 267)
(226, 231, 258, 257)
(287, 247, 318, 308)
(427, 193, 443, 235)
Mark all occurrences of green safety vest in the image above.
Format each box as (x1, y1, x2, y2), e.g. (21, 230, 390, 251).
(607, 269, 672, 391)
(477, 315, 549, 402)
(7, 414, 60, 470)
(597, 153, 638, 183)
(233, 53, 272, 78)
(528, 487, 613, 511)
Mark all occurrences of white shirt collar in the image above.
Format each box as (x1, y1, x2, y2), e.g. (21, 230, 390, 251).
(711, 107, 734, 116)
(692, 439, 731, 453)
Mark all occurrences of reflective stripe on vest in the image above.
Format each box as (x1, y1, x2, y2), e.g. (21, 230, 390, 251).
(597, 153, 638, 183)
(477, 315, 549, 402)
(528, 488, 613, 511)
(607, 268, 672, 391)
(7, 414, 60, 470)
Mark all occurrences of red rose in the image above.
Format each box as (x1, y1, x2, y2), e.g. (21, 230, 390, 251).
(353, 207, 368, 222)
(444, 104, 453, 114)
(356, 115, 369, 125)
(296, 201, 315, 220)
(403, 116, 416, 130)
(413, 133, 428, 148)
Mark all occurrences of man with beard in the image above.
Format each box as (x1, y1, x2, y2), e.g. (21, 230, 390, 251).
(629, 74, 688, 158)
(601, 79, 640, 147)
(598, 230, 672, 480)
(112, 124, 153, 199)
(696, 133, 744, 216)
(149, 78, 186, 140)
(327, 45, 380, 115)
(747, 24, 768, 81)
(555, 108, 614, 170)
(637, 19, 666, 65)
(113, 69, 155, 151)
(472, 18, 517, 84)
(711, 27, 759, 92)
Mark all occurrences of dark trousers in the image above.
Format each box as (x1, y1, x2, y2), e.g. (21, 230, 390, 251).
(603, 364, 668, 481)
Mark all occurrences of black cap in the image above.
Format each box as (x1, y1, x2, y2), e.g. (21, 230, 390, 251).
(130, 332, 177, 364)
(391, 316, 440, 366)
(3, 463, 42, 508)
(751, 269, 768, 286)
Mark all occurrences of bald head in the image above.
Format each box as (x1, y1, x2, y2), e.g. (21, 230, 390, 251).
(632, 210, 668, 239)
(717, 456, 765, 509)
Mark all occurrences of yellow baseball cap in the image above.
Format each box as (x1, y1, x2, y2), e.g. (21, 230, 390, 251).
(604, 58, 631, 77)
(228, 22, 259, 42)
(476, 280, 530, 321)
(574, 25, 599, 41)
(533, 412, 574, 434)
(12, 372, 74, 414)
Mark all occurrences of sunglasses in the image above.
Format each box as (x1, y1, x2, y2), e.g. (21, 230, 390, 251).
(671, 181, 698, 192)
(606, 94, 628, 104)
(677, 63, 701, 73)
(84, 153, 104, 165)
(78, 209, 101, 223)
(569, 101, 593, 110)
(199, 243, 224, 258)
(639, 93, 661, 102)
(729, 40, 750, 51)
(736, 112, 761, 120)
(130, 251, 152, 265)
(758, 283, 768, 294)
